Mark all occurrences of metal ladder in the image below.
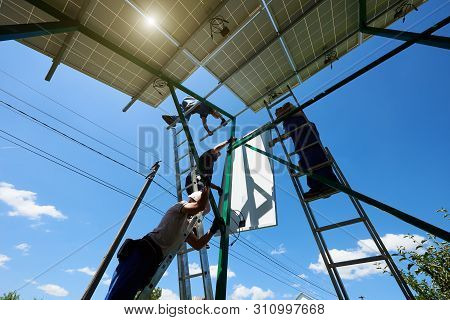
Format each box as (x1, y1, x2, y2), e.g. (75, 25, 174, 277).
(172, 128, 214, 300)
(264, 86, 414, 300)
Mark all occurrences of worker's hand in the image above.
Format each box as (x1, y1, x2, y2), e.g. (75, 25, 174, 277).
(210, 217, 225, 234)
(227, 137, 237, 144)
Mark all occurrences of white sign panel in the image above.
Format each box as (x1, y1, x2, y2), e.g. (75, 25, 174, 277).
(229, 130, 277, 234)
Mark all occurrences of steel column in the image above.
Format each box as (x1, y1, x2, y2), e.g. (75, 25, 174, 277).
(215, 118, 236, 300)
(0, 21, 78, 41)
(81, 161, 160, 299)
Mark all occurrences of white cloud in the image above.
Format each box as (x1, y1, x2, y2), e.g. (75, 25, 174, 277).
(25, 279, 38, 285)
(163, 271, 169, 277)
(15, 243, 31, 255)
(101, 278, 112, 286)
(209, 265, 236, 279)
(160, 288, 179, 300)
(309, 233, 425, 280)
(37, 284, 69, 297)
(0, 182, 66, 220)
(188, 263, 202, 275)
(0, 254, 11, 267)
(65, 266, 96, 276)
(282, 293, 295, 299)
(299, 273, 308, 279)
(231, 284, 274, 300)
(270, 244, 287, 255)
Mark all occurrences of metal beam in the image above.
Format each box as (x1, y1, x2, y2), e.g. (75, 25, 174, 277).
(242, 143, 450, 242)
(246, 0, 406, 109)
(0, 20, 79, 42)
(122, 0, 231, 112)
(362, 26, 450, 50)
(215, 118, 236, 300)
(260, 0, 302, 83)
(23, 0, 233, 119)
(203, 0, 326, 100)
(45, 0, 92, 81)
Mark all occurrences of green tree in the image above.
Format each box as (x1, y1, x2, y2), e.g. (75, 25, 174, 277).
(150, 287, 162, 300)
(377, 210, 449, 300)
(393, 234, 449, 300)
(0, 291, 20, 300)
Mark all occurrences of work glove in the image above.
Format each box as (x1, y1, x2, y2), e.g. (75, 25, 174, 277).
(210, 217, 225, 234)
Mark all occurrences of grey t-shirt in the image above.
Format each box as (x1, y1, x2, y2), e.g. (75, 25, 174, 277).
(148, 201, 189, 257)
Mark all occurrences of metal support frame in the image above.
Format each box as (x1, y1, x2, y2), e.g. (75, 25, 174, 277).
(22, 0, 233, 119)
(81, 162, 160, 300)
(45, 0, 92, 81)
(265, 91, 416, 299)
(0, 20, 79, 41)
(168, 85, 236, 300)
(231, 15, 450, 151)
(359, 0, 450, 50)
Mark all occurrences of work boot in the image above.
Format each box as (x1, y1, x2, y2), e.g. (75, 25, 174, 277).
(162, 115, 177, 126)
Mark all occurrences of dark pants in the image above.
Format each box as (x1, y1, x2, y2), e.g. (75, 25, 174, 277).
(105, 240, 162, 300)
(291, 124, 338, 192)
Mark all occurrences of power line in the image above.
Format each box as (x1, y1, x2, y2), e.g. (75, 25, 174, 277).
(0, 99, 178, 199)
(1, 128, 323, 296)
(0, 70, 177, 189)
(0, 129, 164, 215)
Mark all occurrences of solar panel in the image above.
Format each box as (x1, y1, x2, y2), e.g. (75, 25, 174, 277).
(0, 0, 427, 112)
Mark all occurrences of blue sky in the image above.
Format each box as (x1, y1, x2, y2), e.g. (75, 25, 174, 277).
(0, 1, 449, 300)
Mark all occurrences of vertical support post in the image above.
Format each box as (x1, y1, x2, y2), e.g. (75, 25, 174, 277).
(359, 0, 367, 28)
(215, 118, 236, 300)
(81, 161, 161, 300)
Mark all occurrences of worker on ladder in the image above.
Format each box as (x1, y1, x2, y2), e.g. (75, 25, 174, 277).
(105, 185, 224, 300)
(185, 137, 236, 196)
(276, 102, 339, 201)
(162, 96, 227, 136)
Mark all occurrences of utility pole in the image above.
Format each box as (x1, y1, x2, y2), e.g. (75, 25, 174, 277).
(81, 161, 161, 300)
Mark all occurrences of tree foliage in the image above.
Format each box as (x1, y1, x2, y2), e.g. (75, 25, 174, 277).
(0, 291, 20, 300)
(150, 287, 162, 300)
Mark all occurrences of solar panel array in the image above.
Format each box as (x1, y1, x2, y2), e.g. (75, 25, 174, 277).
(0, 0, 427, 112)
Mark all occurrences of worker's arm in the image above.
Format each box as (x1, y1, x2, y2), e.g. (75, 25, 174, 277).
(186, 217, 225, 250)
(211, 137, 237, 154)
(181, 186, 210, 217)
(210, 183, 223, 196)
(201, 117, 213, 136)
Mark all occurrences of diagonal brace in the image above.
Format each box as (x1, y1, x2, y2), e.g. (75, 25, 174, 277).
(0, 20, 79, 42)
(243, 144, 450, 242)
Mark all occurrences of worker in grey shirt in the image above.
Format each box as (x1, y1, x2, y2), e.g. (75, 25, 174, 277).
(105, 186, 223, 299)
(162, 96, 227, 136)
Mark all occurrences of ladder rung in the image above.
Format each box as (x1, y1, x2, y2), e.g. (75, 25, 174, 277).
(288, 140, 320, 157)
(330, 255, 385, 268)
(175, 127, 184, 136)
(315, 218, 364, 232)
(176, 139, 187, 147)
(181, 272, 205, 280)
(291, 160, 334, 177)
(269, 122, 311, 147)
(181, 182, 195, 193)
(178, 247, 197, 255)
(179, 167, 192, 175)
(176, 152, 189, 162)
